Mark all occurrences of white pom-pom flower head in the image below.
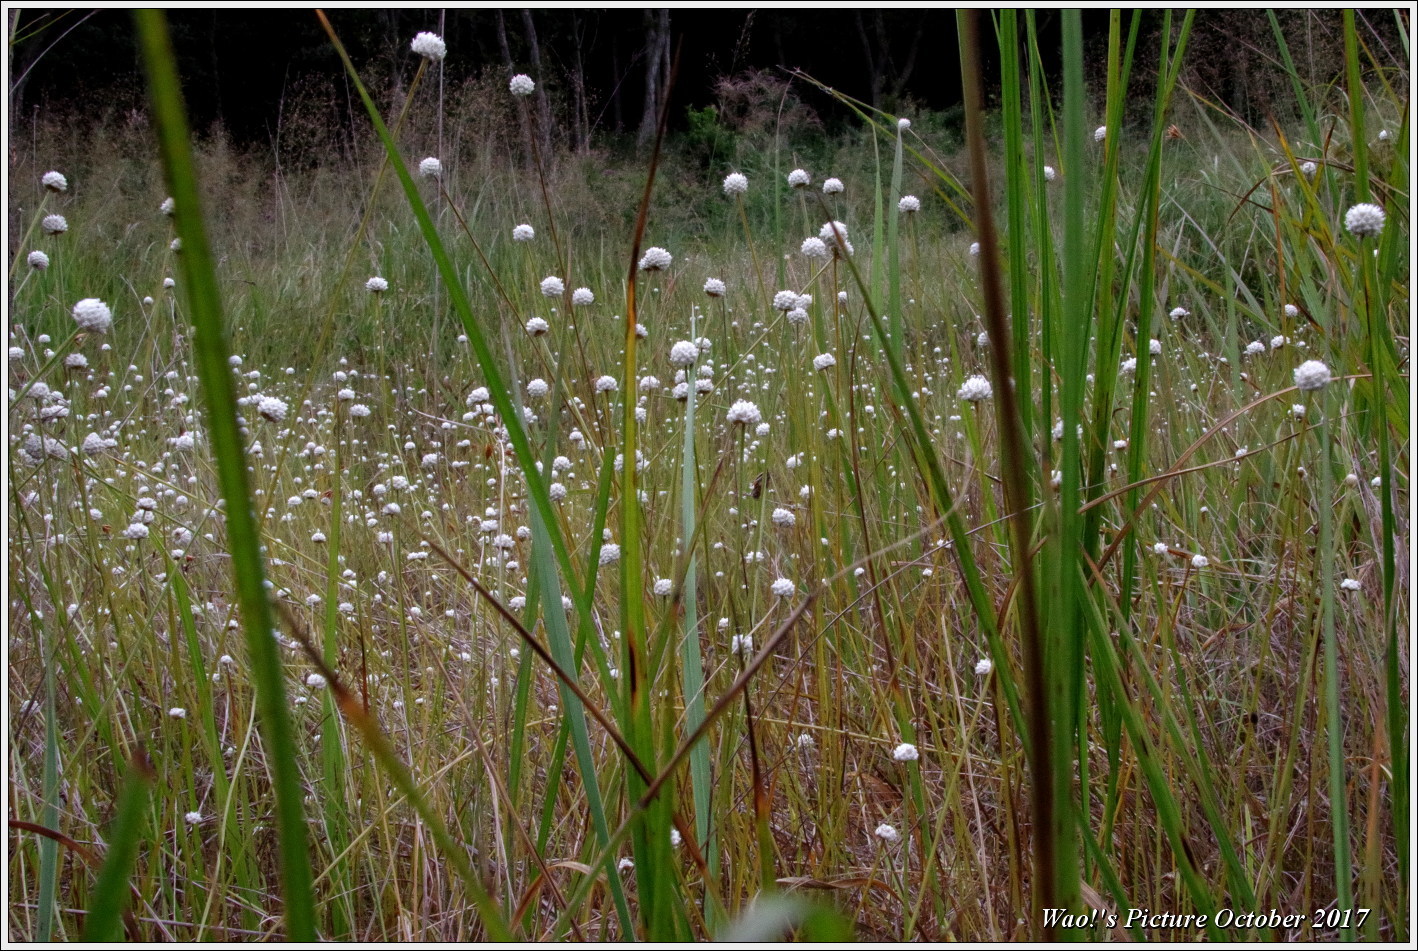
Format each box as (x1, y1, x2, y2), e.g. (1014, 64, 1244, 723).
(411, 32, 446, 61)
(509, 74, 535, 96)
(1344, 202, 1385, 238)
(72, 298, 113, 334)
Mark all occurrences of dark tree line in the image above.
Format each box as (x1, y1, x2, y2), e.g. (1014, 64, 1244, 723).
(9, 9, 1403, 150)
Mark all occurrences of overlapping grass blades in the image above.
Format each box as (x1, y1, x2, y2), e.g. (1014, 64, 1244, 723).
(134, 10, 315, 940)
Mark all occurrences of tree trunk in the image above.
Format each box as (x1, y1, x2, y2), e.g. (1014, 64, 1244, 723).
(637, 9, 670, 147)
(570, 12, 588, 152)
(521, 9, 552, 158)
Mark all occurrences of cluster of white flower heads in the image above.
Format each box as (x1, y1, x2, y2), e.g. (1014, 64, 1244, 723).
(822, 177, 844, 195)
(42, 215, 67, 235)
(509, 74, 535, 96)
(669, 340, 700, 366)
(512, 223, 535, 242)
(28, 251, 49, 270)
(638, 246, 672, 271)
(540, 276, 564, 297)
(703, 277, 726, 297)
(726, 400, 762, 426)
(418, 157, 442, 179)
(898, 195, 921, 213)
(411, 32, 447, 61)
(1293, 359, 1331, 392)
(42, 171, 67, 192)
(1344, 202, 1385, 238)
(787, 168, 810, 188)
(722, 172, 748, 196)
(72, 298, 113, 334)
(957, 375, 992, 402)
(770, 577, 795, 598)
(365, 276, 388, 293)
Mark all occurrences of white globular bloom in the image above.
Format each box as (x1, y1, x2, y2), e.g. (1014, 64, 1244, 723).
(168, 707, 187, 719)
(812, 352, 836, 371)
(822, 177, 844, 195)
(418, 156, 442, 178)
(669, 340, 699, 366)
(365, 276, 388, 293)
(957, 375, 992, 402)
(897, 117, 911, 130)
(722, 172, 748, 196)
(257, 396, 289, 422)
(1244, 340, 1266, 357)
(509, 73, 535, 96)
(1300, 161, 1318, 178)
(1120, 357, 1137, 375)
(773, 290, 799, 311)
(1043, 165, 1057, 182)
(72, 298, 113, 333)
(1283, 304, 1300, 318)
(28, 250, 49, 270)
(800, 236, 828, 259)
(1191, 554, 1209, 569)
(350, 403, 371, 418)
(875, 823, 901, 844)
(571, 287, 595, 306)
(1344, 202, 1385, 238)
(898, 194, 921, 213)
(540, 276, 564, 297)
(184, 811, 203, 825)
(526, 378, 549, 398)
(727, 400, 762, 426)
(1094, 125, 1107, 142)
(512, 223, 535, 242)
(787, 168, 810, 188)
(42, 170, 68, 192)
(786, 307, 808, 327)
(770, 577, 795, 598)
(525, 316, 549, 336)
(969, 241, 980, 256)
(1293, 359, 1331, 392)
(598, 543, 621, 566)
(1339, 578, 1361, 592)
(1149, 338, 1162, 355)
(975, 657, 993, 676)
(42, 214, 68, 235)
(703, 277, 726, 297)
(306, 673, 328, 689)
(1169, 306, 1189, 320)
(638, 246, 672, 271)
(594, 375, 618, 393)
(160, 196, 175, 216)
(771, 507, 796, 527)
(892, 742, 919, 762)
(653, 578, 673, 596)
(411, 32, 447, 61)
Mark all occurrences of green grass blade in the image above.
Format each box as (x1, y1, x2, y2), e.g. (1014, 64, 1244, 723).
(134, 10, 314, 939)
(82, 752, 155, 943)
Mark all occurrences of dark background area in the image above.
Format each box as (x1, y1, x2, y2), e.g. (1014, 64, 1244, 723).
(7, 8, 1405, 150)
(11, 9, 1123, 142)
